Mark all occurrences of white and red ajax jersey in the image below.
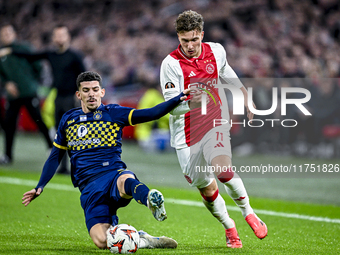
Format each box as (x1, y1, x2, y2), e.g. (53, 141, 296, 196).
(160, 42, 244, 149)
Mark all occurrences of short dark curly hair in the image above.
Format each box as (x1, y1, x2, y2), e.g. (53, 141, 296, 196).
(175, 10, 204, 33)
(76, 71, 102, 89)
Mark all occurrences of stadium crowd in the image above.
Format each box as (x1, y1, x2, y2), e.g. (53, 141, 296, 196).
(0, 0, 339, 157)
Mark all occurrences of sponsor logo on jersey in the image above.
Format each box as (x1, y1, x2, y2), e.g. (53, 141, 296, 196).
(214, 142, 224, 148)
(191, 82, 222, 107)
(68, 138, 101, 147)
(93, 110, 103, 120)
(67, 119, 75, 125)
(77, 125, 88, 138)
(206, 63, 215, 74)
(188, 71, 196, 77)
(165, 82, 175, 89)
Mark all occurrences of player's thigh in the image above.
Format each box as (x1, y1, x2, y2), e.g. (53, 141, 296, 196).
(211, 155, 232, 171)
(80, 177, 113, 232)
(203, 126, 232, 167)
(176, 145, 214, 189)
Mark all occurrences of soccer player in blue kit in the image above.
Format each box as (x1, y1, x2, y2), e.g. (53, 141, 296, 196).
(22, 71, 190, 250)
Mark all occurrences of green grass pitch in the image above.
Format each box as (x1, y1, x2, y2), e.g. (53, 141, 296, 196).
(0, 133, 339, 254)
(1, 170, 340, 255)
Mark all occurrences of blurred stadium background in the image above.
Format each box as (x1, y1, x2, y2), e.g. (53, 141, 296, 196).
(0, 0, 339, 204)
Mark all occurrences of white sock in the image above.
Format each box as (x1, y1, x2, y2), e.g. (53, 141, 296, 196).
(139, 237, 148, 249)
(222, 173, 254, 218)
(202, 193, 235, 229)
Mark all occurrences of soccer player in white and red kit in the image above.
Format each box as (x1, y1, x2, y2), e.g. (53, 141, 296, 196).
(160, 10, 267, 248)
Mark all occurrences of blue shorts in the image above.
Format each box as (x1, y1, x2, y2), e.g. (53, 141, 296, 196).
(80, 169, 136, 232)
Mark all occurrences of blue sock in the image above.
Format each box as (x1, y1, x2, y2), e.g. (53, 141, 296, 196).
(124, 178, 149, 206)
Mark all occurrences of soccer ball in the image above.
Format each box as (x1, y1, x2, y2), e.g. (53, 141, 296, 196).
(107, 224, 139, 254)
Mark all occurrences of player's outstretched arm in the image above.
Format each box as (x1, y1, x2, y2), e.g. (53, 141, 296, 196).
(22, 188, 43, 207)
(21, 146, 65, 207)
(131, 88, 189, 125)
(12, 48, 48, 62)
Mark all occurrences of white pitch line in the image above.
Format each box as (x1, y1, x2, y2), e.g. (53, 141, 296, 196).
(1, 176, 340, 224)
(166, 199, 340, 224)
(0, 176, 77, 191)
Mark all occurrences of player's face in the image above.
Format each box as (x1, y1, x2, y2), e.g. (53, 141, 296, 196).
(178, 30, 204, 58)
(76, 81, 105, 113)
(0, 25, 16, 45)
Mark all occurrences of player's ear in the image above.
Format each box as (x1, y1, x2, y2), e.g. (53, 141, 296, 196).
(201, 31, 204, 40)
(76, 91, 81, 100)
(101, 88, 105, 98)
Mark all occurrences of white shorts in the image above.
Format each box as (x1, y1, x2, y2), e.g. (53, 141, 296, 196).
(176, 125, 232, 189)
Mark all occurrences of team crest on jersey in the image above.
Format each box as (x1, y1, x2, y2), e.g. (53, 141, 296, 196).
(93, 110, 103, 120)
(165, 82, 175, 89)
(206, 63, 215, 74)
(77, 125, 88, 138)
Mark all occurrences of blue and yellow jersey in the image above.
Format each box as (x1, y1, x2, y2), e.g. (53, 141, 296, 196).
(54, 103, 135, 187)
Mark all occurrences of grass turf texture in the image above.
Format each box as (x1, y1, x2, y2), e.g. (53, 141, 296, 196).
(0, 133, 339, 254)
(1, 170, 340, 255)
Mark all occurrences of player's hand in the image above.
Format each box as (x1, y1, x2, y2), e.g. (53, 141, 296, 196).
(0, 47, 12, 58)
(180, 88, 190, 101)
(22, 188, 42, 207)
(188, 87, 209, 109)
(241, 86, 255, 122)
(245, 102, 256, 123)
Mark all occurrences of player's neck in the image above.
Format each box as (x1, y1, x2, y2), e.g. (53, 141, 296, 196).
(82, 108, 97, 114)
(81, 104, 100, 114)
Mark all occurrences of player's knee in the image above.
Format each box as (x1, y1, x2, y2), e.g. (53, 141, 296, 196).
(90, 224, 110, 250)
(217, 168, 234, 183)
(117, 174, 135, 198)
(117, 175, 133, 190)
(200, 188, 219, 202)
(199, 180, 218, 198)
(94, 241, 107, 250)
(92, 234, 107, 249)
(117, 174, 135, 187)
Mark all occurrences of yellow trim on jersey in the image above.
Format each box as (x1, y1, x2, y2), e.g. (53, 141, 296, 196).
(53, 142, 67, 150)
(128, 109, 135, 126)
